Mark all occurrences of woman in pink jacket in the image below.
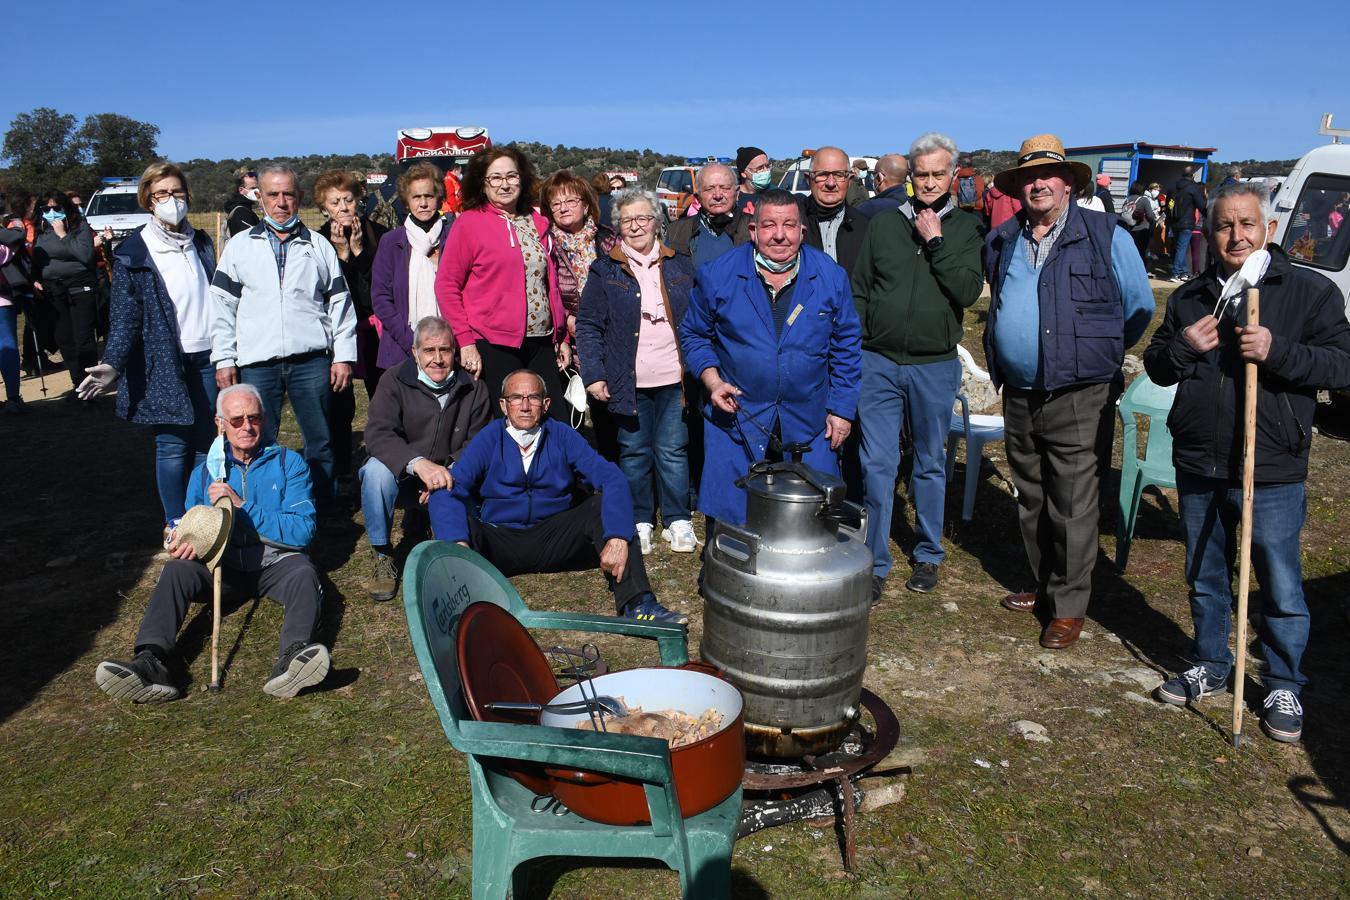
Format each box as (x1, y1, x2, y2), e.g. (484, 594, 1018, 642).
(434, 146, 570, 406)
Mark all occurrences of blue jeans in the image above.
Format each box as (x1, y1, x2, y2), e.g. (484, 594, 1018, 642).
(1177, 472, 1309, 694)
(860, 352, 961, 576)
(1172, 228, 1194, 278)
(241, 352, 335, 504)
(153, 351, 220, 522)
(359, 456, 422, 549)
(0, 305, 18, 401)
(614, 384, 691, 526)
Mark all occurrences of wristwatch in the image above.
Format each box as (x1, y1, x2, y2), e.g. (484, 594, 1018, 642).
(925, 235, 944, 253)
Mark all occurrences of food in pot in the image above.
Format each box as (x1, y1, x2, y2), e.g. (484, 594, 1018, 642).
(575, 703, 724, 748)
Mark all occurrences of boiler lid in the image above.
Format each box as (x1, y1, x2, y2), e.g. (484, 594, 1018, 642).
(742, 460, 843, 504)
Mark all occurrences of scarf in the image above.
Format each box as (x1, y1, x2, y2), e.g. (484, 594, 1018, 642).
(703, 211, 734, 235)
(554, 218, 599, 291)
(148, 215, 195, 251)
(404, 214, 444, 331)
(619, 238, 660, 270)
(410, 211, 441, 233)
(805, 196, 845, 223)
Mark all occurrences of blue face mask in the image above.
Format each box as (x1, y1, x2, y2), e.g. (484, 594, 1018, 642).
(42, 210, 67, 224)
(263, 213, 300, 232)
(754, 250, 799, 274)
(417, 367, 453, 389)
(750, 170, 773, 190)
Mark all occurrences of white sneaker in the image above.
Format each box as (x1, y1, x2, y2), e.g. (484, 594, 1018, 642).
(636, 522, 654, 555)
(662, 520, 698, 553)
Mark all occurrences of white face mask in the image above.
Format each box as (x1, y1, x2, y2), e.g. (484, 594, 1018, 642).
(154, 196, 189, 226)
(1148, 189, 1160, 199)
(245, 188, 261, 202)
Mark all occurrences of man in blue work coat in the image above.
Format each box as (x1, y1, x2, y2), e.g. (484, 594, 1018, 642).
(680, 188, 863, 529)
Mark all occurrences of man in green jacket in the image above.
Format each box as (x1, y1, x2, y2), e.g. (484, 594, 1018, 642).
(852, 132, 985, 604)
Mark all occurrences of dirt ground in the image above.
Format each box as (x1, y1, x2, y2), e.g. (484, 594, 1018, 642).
(1, 294, 1348, 897)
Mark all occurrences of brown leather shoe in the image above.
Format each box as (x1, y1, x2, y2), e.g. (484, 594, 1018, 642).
(1001, 591, 1037, 613)
(1040, 617, 1084, 649)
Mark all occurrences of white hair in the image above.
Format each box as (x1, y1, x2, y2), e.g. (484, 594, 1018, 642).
(1207, 181, 1274, 231)
(696, 162, 735, 190)
(611, 188, 666, 240)
(909, 132, 959, 173)
(257, 164, 300, 187)
(216, 383, 264, 417)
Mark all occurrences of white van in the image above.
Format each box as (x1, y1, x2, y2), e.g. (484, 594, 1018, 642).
(777, 156, 878, 199)
(85, 177, 150, 248)
(1271, 116, 1350, 318)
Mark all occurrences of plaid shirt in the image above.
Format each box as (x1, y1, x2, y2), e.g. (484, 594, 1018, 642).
(263, 223, 303, 282)
(1022, 203, 1071, 269)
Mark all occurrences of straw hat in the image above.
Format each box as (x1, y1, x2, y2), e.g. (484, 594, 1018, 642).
(993, 134, 1094, 195)
(173, 496, 235, 571)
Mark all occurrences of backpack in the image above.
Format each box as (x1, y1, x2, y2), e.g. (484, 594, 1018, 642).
(956, 174, 978, 208)
(1119, 196, 1140, 228)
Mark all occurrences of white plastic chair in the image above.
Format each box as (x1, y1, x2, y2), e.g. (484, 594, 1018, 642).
(945, 346, 1010, 521)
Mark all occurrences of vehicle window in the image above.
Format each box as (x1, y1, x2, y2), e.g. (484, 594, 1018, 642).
(676, 171, 693, 193)
(657, 171, 671, 190)
(1283, 173, 1350, 272)
(86, 192, 142, 217)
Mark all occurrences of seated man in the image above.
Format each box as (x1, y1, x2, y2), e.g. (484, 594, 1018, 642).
(361, 316, 491, 601)
(96, 383, 331, 702)
(428, 369, 686, 624)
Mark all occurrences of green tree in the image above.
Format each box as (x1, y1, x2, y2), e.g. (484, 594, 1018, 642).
(78, 113, 161, 179)
(1, 107, 86, 192)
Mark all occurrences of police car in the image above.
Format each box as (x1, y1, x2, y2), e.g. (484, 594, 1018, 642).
(85, 177, 151, 247)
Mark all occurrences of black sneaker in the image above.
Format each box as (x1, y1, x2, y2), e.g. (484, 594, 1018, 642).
(906, 562, 939, 594)
(263, 641, 331, 698)
(1260, 689, 1303, 743)
(1154, 665, 1227, 705)
(622, 593, 689, 626)
(95, 648, 180, 703)
(871, 575, 885, 608)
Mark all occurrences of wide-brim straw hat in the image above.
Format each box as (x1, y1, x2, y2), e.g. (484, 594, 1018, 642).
(993, 134, 1094, 196)
(174, 496, 235, 571)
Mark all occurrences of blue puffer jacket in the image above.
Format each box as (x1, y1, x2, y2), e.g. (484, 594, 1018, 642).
(575, 244, 695, 415)
(186, 441, 316, 570)
(105, 227, 217, 425)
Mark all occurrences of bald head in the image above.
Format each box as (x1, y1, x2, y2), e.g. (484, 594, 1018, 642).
(809, 147, 851, 208)
(875, 154, 909, 184)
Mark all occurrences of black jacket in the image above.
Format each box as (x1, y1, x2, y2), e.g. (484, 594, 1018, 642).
(365, 359, 492, 479)
(1170, 180, 1206, 230)
(223, 193, 259, 238)
(666, 210, 751, 258)
(801, 202, 870, 276)
(318, 217, 387, 319)
(1143, 246, 1350, 483)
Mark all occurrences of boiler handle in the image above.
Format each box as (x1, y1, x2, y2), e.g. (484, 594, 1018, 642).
(712, 522, 760, 575)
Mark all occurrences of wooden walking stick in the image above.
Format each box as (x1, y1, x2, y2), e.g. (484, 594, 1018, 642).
(1231, 287, 1260, 747)
(209, 562, 223, 692)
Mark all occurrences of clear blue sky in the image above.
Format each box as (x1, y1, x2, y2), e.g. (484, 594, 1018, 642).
(10, 0, 1350, 164)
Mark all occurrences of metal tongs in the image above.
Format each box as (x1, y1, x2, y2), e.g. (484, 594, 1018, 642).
(547, 644, 620, 733)
(484, 696, 630, 718)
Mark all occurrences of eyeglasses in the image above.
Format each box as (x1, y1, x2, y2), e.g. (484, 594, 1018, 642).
(811, 170, 851, 183)
(222, 413, 263, 427)
(485, 173, 521, 187)
(504, 393, 546, 406)
(550, 197, 583, 211)
(150, 189, 188, 203)
(620, 215, 656, 227)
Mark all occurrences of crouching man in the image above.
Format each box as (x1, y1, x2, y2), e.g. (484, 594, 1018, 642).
(96, 384, 331, 701)
(428, 369, 687, 625)
(1144, 182, 1350, 741)
(361, 317, 491, 601)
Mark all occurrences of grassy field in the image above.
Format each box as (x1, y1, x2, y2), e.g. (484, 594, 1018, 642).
(1, 288, 1347, 897)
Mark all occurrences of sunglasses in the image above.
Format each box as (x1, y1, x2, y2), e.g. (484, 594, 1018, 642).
(221, 413, 263, 428)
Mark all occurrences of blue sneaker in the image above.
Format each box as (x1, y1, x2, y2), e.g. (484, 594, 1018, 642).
(1154, 665, 1227, 705)
(622, 593, 688, 626)
(1260, 689, 1303, 743)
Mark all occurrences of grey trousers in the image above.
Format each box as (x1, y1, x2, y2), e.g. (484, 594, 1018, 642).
(135, 554, 323, 659)
(1002, 382, 1119, 618)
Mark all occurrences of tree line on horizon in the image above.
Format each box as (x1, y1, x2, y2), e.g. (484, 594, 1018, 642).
(0, 107, 1302, 212)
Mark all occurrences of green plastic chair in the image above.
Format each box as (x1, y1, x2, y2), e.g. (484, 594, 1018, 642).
(1116, 373, 1178, 571)
(401, 539, 742, 899)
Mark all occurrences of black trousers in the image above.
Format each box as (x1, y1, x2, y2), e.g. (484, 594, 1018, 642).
(135, 555, 323, 659)
(476, 336, 570, 418)
(469, 494, 650, 612)
(46, 276, 100, 385)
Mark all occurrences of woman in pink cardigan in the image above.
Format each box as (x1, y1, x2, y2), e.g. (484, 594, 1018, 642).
(434, 146, 571, 407)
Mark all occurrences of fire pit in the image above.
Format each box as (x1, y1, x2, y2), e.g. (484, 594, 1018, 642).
(738, 688, 900, 870)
